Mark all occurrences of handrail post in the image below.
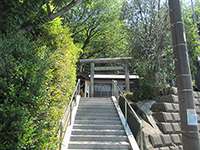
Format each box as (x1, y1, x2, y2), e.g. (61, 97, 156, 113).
(78, 79, 81, 95)
(113, 80, 118, 98)
(140, 125, 144, 150)
(57, 79, 81, 150)
(69, 103, 72, 125)
(112, 80, 114, 96)
(112, 80, 116, 97)
(125, 101, 127, 126)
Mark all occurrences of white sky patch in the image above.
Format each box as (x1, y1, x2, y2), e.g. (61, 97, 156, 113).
(161, 0, 193, 5)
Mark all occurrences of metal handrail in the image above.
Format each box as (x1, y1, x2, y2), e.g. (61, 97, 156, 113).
(58, 79, 81, 150)
(112, 80, 141, 124)
(112, 80, 144, 150)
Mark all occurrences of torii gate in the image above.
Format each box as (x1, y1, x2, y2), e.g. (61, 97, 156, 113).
(80, 57, 132, 97)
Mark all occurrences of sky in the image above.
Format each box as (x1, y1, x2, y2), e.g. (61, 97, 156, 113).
(160, 0, 192, 6)
(184, 0, 193, 5)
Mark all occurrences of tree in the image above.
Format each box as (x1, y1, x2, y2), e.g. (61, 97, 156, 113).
(64, 0, 129, 58)
(0, 1, 81, 149)
(182, 0, 200, 90)
(0, 0, 82, 33)
(122, 0, 174, 98)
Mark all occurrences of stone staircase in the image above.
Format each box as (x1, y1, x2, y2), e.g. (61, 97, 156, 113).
(67, 97, 133, 150)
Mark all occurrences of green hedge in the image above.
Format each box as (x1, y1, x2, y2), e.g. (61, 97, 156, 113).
(0, 18, 80, 150)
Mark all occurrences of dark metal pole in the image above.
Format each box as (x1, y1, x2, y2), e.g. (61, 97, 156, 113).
(168, 0, 200, 149)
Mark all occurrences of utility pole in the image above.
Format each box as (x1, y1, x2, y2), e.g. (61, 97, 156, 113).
(196, 56, 200, 90)
(168, 0, 200, 150)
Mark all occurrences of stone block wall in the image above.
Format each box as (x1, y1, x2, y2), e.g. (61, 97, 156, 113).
(147, 92, 200, 150)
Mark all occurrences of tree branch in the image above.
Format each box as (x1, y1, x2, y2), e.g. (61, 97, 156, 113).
(71, 12, 95, 37)
(81, 25, 100, 50)
(49, 0, 81, 20)
(20, 0, 82, 32)
(46, 2, 51, 15)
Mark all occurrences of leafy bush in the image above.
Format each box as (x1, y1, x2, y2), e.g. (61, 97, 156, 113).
(0, 18, 80, 149)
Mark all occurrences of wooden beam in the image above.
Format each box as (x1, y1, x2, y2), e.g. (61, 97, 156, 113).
(80, 57, 132, 64)
(95, 66, 124, 71)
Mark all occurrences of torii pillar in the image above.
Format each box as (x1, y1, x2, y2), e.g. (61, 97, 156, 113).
(90, 63, 95, 97)
(125, 61, 130, 92)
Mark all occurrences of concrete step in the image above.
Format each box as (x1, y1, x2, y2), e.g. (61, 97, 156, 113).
(79, 101, 112, 104)
(80, 99, 112, 102)
(71, 129, 125, 135)
(81, 98, 111, 101)
(79, 105, 114, 108)
(68, 149, 129, 150)
(76, 112, 117, 117)
(70, 135, 128, 142)
(80, 99, 112, 101)
(66, 97, 132, 149)
(79, 102, 113, 104)
(76, 110, 116, 114)
(78, 106, 115, 109)
(79, 102, 112, 105)
(76, 114, 119, 118)
(68, 141, 130, 149)
(74, 119, 121, 125)
(75, 116, 119, 120)
(77, 108, 116, 111)
(79, 103, 113, 106)
(73, 124, 123, 130)
(77, 109, 116, 113)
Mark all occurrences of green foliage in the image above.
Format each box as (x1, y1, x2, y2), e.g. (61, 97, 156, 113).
(0, 18, 80, 149)
(0, 0, 79, 33)
(38, 18, 80, 149)
(182, 1, 200, 82)
(2, 0, 200, 149)
(65, 0, 128, 58)
(122, 0, 175, 99)
(0, 32, 40, 149)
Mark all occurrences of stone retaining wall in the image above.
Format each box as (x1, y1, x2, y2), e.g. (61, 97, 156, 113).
(147, 92, 200, 150)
